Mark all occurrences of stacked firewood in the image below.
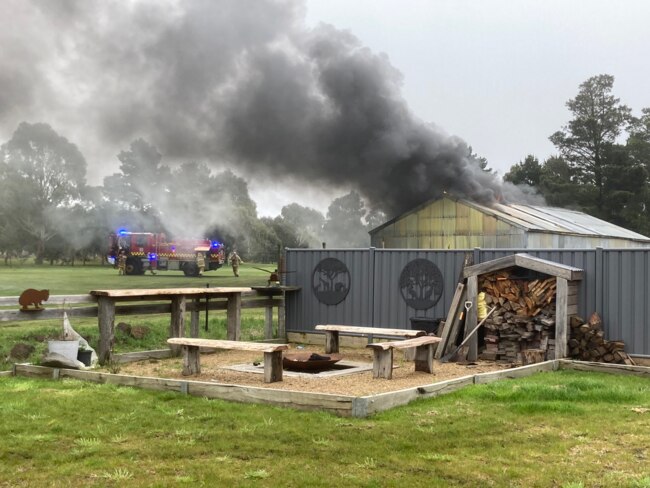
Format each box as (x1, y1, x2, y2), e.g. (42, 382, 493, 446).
(569, 313, 634, 365)
(479, 271, 557, 363)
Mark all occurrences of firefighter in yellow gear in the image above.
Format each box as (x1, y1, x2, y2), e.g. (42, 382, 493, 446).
(196, 252, 206, 276)
(117, 251, 127, 275)
(229, 250, 243, 277)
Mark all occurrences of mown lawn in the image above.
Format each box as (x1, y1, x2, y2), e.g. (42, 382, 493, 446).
(0, 261, 272, 296)
(1, 370, 650, 487)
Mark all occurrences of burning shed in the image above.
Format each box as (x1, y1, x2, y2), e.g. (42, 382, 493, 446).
(369, 196, 650, 249)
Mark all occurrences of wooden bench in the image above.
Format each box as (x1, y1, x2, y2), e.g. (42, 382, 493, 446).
(366, 336, 442, 379)
(315, 325, 427, 354)
(167, 338, 289, 383)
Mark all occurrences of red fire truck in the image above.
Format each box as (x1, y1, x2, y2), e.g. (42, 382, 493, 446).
(108, 230, 226, 276)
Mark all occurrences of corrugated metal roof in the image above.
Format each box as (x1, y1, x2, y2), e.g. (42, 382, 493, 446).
(370, 197, 650, 243)
(475, 201, 650, 242)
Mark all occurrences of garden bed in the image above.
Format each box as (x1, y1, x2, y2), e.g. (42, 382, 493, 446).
(112, 345, 506, 396)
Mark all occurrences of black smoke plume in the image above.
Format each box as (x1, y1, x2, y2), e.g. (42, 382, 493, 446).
(0, 0, 535, 218)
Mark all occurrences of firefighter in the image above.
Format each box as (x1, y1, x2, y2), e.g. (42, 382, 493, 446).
(229, 250, 243, 277)
(117, 250, 127, 275)
(196, 252, 205, 276)
(148, 254, 157, 275)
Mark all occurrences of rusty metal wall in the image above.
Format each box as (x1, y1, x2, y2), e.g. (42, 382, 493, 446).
(285, 247, 650, 355)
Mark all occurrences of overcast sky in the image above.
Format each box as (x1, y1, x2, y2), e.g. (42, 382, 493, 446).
(1, 1, 649, 218)
(305, 0, 650, 174)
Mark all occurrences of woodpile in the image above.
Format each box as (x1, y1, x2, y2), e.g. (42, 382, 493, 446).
(479, 271, 557, 363)
(569, 313, 635, 365)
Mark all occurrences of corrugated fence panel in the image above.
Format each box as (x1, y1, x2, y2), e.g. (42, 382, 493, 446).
(285, 249, 372, 331)
(286, 247, 650, 354)
(371, 249, 469, 329)
(602, 250, 650, 354)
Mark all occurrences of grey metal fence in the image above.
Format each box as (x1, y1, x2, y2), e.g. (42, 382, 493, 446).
(285, 247, 650, 355)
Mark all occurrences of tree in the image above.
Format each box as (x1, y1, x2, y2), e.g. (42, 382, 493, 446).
(549, 74, 633, 212)
(503, 155, 543, 187)
(628, 108, 650, 172)
(103, 139, 170, 227)
(599, 144, 648, 232)
(0, 122, 87, 263)
(279, 203, 325, 247)
(538, 156, 581, 208)
(322, 191, 370, 248)
(468, 146, 493, 173)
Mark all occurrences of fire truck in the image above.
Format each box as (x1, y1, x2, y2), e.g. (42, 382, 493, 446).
(107, 230, 226, 276)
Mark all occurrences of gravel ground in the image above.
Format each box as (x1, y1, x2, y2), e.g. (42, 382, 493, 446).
(113, 345, 509, 396)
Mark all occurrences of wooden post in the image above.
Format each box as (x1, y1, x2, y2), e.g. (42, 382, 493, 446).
(277, 290, 286, 340)
(170, 296, 186, 356)
(371, 348, 393, 379)
(97, 296, 115, 366)
(465, 275, 479, 361)
(264, 298, 274, 339)
(414, 344, 434, 373)
(435, 282, 465, 359)
(324, 331, 340, 354)
(263, 351, 283, 383)
(227, 292, 241, 341)
(182, 345, 201, 375)
(190, 298, 200, 338)
(555, 278, 568, 359)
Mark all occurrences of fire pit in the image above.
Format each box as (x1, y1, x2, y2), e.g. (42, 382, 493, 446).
(282, 352, 343, 372)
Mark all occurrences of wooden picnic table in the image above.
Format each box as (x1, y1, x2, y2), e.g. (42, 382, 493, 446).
(90, 287, 299, 365)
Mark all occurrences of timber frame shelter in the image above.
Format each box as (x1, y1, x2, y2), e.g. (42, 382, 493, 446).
(462, 253, 584, 360)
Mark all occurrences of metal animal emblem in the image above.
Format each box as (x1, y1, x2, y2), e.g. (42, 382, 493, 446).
(18, 289, 50, 311)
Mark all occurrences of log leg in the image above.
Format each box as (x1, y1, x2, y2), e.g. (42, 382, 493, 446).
(170, 296, 186, 356)
(277, 291, 286, 340)
(414, 344, 434, 374)
(227, 293, 242, 341)
(97, 297, 116, 366)
(264, 302, 274, 339)
(190, 298, 200, 338)
(264, 351, 283, 383)
(371, 348, 393, 379)
(324, 331, 340, 354)
(182, 345, 201, 376)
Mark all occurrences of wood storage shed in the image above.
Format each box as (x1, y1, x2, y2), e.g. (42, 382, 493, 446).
(461, 253, 584, 362)
(369, 196, 650, 249)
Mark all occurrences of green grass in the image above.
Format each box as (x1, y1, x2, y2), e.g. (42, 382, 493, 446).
(0, 264, 275, 370)
(0, 261, 273, 296)
(1, 370, 649, 487)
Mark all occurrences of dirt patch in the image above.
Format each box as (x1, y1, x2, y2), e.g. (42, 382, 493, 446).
(113, 345, 509, 396)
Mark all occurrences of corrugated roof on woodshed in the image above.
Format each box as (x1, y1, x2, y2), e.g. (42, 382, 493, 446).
(369, 196, 650, 248)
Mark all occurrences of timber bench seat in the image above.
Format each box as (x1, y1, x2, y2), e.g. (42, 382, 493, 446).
(167, 338, 289, 383)
(315, 325, 427, 354)
(366, 336, 442, 379)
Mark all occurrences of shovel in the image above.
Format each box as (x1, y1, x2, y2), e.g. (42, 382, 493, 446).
(440, 306, 496, 363)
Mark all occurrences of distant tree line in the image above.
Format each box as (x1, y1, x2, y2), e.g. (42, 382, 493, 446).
(2, 73, 648, 265)
(504, 74, 650, 236)
(0, 128, 378, 264)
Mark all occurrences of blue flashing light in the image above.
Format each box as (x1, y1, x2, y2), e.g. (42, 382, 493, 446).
(148, 253, 157, 260)
(171, 246, 176, 252)
(211, 241, 221, 248)
(118, 228, 128, 236)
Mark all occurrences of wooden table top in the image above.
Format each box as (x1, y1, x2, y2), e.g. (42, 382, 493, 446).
(90, 287, 253, 298)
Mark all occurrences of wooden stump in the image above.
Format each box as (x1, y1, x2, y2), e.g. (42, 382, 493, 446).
(521, 348, 546, 365)
(264, 351, 283, 383)
(182, 345, 201, 376)
(371, 348, 394, 379)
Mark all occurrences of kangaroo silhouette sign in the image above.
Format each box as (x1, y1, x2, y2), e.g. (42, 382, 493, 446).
(312, 258, 350, 305)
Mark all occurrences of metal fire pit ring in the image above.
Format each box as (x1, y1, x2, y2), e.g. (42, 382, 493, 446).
(282, 352, 343, 372)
